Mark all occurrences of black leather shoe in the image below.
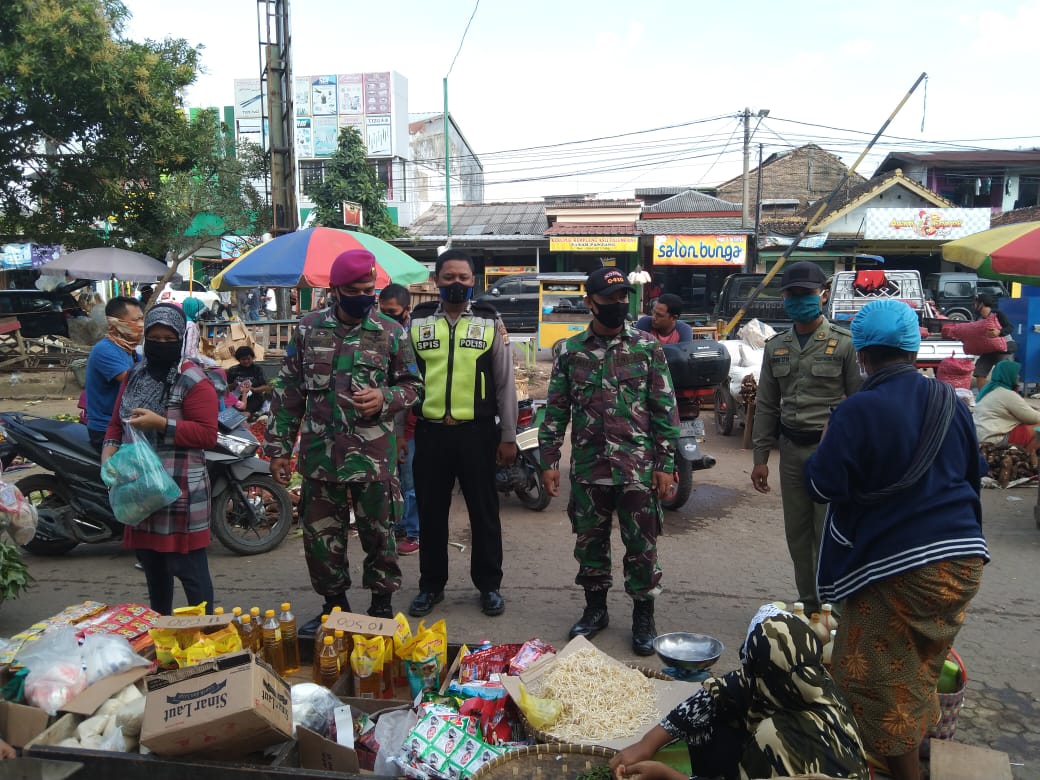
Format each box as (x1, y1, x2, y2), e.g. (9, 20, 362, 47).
(368, 592, 393, 619)
(408, 590, 444, 617)
(631, 600, 657, 657)
(480, 590, 505, 616)
(568, 606, 609, 640)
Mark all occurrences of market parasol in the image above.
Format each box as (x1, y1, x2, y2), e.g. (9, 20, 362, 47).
(941, 221, 1040, 286)
(210, 227, 429, 290)
(38, 247, 180, 283)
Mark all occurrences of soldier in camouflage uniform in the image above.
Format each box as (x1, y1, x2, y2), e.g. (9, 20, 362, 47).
(751, 262, 861, 615)
(266, 250, 422, 626)
(539, 267, 680, 656)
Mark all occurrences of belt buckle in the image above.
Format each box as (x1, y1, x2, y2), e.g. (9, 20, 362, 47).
(443, 415, 460, 426)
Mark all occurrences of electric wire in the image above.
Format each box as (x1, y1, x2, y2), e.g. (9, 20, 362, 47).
(446, 0, 480, 78)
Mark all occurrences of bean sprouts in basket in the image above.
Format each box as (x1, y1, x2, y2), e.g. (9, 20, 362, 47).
(529, 648, 660, 741)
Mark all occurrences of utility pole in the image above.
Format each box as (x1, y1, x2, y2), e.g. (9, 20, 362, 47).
(753, 143, 764, 272)
(741, 107, 751, 228)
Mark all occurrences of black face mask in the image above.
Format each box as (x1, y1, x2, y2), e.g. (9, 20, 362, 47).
(592, 301, 628, 329)
(337, 294, 375, 320)
(440, 282, 473, 304)
(144, 339, 182, 375)
(387, 311, 408, 325)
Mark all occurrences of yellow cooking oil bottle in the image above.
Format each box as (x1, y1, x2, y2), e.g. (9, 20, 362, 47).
(262, 609, 286, 675)
(279, 602, 300, 674)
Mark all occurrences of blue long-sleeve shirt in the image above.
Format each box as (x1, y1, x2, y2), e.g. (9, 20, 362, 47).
(805, 370, 990, 602)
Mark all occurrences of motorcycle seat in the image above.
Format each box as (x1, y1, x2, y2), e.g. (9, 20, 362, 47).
(31, 417, 99, 462)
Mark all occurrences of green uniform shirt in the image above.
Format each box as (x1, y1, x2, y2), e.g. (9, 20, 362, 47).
(752, 319, 861, 466)
(539, 324, 680, 485)
(264, 307, 423, 482)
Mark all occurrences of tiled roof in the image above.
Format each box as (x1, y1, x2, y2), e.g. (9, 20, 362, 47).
(643, 190, 741, 214)
(637, 217, 749, 235)
(544, 222, 637, 236)
(406, 202, 546, 238)
(991, 206, 1040, 227)
(715, 144, 859, 190)
(795, 170, 953, 223)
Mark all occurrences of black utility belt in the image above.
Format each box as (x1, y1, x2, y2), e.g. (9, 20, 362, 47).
(779, 423, 823, 446)
(422, 415, 494, 426)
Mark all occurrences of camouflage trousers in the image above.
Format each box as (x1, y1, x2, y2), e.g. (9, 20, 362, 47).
(567, 481, 662, 599)
(300, 479, 402, 597)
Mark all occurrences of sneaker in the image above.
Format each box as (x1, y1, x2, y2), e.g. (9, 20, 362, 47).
(398, 538, 420, 555)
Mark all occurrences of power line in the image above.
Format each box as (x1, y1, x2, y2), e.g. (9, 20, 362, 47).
(446, 0, 480, 78)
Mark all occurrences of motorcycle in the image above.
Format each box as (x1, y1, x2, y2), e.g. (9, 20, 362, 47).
(0, 410, 293, 556)
(495, 398, 551, 511)
(660, 340, 731, 510)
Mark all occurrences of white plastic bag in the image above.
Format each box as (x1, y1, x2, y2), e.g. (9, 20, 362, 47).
(17, 626, 87, 715)
(737, 318, 776, 350)
(0, 478, 37, 545)
(81, 633, 150, 685)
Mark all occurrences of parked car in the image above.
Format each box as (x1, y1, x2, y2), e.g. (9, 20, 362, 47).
(924, 272, 1007, 321)
(0, 281, 91, 338)
(152, 280, 222, 313)
(474, 274, 540, 332)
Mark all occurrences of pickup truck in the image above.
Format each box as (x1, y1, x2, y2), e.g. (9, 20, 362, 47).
(714, 269, 968, 369)
(827, 269, 968, 368)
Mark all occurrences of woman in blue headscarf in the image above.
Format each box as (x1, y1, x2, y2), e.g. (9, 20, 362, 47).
(973, 359, 1040, 454)
(180, 297, 205, 362)
(804, 300, 988, 780)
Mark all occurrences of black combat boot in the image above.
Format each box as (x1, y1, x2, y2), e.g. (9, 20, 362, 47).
(368, 592, 393, 619)
(301, 593, 352, 637)
(568, 590, 609, 640)
(631, 600, 656, 656)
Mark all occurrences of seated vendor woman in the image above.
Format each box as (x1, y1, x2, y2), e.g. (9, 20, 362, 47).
(973, 360, 1040, 456)
(610, 605, 866, 780)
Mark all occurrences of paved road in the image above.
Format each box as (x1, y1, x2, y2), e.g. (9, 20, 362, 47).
(0, 397, 1037, 776)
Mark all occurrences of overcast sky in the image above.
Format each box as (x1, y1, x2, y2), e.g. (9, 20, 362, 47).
(122, 0, 1039, 202)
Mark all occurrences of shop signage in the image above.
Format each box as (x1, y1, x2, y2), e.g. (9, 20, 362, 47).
(653, 235, 747, 266)
(864, 208, 990, 241)
(485, 266, 537, 275)
(550, 236, 637, 252)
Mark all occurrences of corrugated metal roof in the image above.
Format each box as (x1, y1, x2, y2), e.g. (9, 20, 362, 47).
(634, 186, 688, 197)
(876, 150, 1040, 172)
(544, 199, 643, 209)
(544, 222, 637, 236)
(637, 217, 750, 235)
(406, 202, 547, 237)
(643, 190, 741, 214)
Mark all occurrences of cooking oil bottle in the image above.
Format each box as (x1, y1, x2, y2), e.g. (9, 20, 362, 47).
(809, 612, 831, 646)
(312, 614, 330, 684)
(334, 629, 349, 670)
(231, 606, 243, 625)
(213, 606, 224, 616)
(262, 609, 286, 675)
(237, 613, 257, 653)
(318, 636, 339, 688)
(279, 602, 300, 674)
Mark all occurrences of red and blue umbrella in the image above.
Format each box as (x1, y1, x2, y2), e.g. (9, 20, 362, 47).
(211, 227, 428, 290)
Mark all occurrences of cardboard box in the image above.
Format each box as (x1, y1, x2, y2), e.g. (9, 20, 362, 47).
(0, 700, 51, 748)
(140, 650, 292, 758)
(295, 697, 413, 775)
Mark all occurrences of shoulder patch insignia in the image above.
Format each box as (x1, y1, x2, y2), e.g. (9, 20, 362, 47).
(815, 331, 827, 340)
(774, 347, 790, 356)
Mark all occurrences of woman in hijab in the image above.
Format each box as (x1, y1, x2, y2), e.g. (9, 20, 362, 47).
(102, 304, 219, 615)
(805, 300, 989, 780)
(181, 297, 205, 362)
(610, 606, 867, 780)
(973, 359, 1040, 456)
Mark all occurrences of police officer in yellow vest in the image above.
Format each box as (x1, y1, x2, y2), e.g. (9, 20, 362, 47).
(408, 249, 518, 619)
(751, 262, 861, 615)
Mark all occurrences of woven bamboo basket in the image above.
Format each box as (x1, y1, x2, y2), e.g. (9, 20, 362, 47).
(471, 742, 617, 779)
(522, 664, 673, 745)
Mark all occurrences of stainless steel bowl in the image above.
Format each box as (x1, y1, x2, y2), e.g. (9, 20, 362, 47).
(654, 632, 724, 671)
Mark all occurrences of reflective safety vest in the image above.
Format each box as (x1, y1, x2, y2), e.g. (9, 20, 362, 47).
(411, 308, 497, 421)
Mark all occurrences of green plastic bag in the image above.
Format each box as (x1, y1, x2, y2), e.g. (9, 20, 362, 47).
(101, 424, 180, 526)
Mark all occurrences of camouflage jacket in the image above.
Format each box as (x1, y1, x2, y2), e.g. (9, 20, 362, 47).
(263, 307, 423, 482)
(539, 324, 680, 486)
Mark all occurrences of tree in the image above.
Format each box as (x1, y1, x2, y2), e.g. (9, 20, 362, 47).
(0, 0, 202, 247)
(306, 127, 401, 240)
(144, 110, 270, 306)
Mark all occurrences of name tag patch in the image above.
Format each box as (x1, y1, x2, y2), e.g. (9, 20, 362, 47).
(415, 340, 440, 350)
(459, 338, 487, 349)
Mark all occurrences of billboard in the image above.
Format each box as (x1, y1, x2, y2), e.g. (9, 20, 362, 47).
(311, 75, 337, 115)
(234, 79, 263, 118)
(863, 208, 991, 241)
(653, 235, 747, 266)
(549, 236, 638, 252)
(337, 73, 363, 114)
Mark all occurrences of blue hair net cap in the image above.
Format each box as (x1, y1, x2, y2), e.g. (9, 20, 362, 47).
(851, 299, 921, 352)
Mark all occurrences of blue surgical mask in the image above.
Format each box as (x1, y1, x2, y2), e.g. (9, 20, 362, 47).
(783, 293, 822, 323)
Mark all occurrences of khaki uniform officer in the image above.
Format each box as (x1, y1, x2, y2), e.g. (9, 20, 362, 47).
(751, 262, 861, 614)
